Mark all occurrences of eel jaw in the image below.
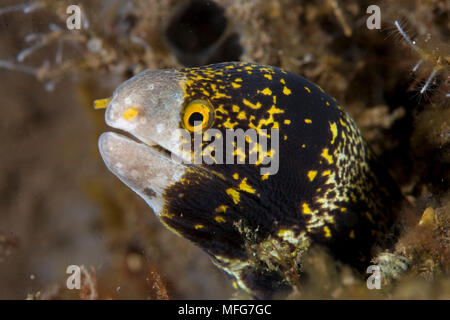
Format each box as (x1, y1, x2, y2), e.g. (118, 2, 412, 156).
(103, 68, 188, 162)
(98, 131, 187, 216)
(98, 68, 191, 215)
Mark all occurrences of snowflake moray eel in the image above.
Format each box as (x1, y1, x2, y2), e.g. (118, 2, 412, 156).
(97, 62, 402, 299)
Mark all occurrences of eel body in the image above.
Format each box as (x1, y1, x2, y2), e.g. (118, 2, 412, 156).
(98, 62, 401, 298)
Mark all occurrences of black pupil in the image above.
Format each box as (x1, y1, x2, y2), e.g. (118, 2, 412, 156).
(188, 112, 204, 127)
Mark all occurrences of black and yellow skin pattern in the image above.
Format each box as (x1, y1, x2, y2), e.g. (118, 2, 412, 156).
(157, 62, 402, 299)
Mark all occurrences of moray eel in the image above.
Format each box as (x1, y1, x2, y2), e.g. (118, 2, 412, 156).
(98, 62, 401, 299)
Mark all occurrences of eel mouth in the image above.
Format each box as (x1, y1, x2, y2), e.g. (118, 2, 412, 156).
(100, 126, 175, 162)
(98, 129, 187, 215)
(94, 97, 173, 159)
(98, 130, 177, 174)
(117, 129, 173, 160)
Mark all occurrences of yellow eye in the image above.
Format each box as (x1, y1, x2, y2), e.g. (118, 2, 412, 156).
(182, 100, 214, 132)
